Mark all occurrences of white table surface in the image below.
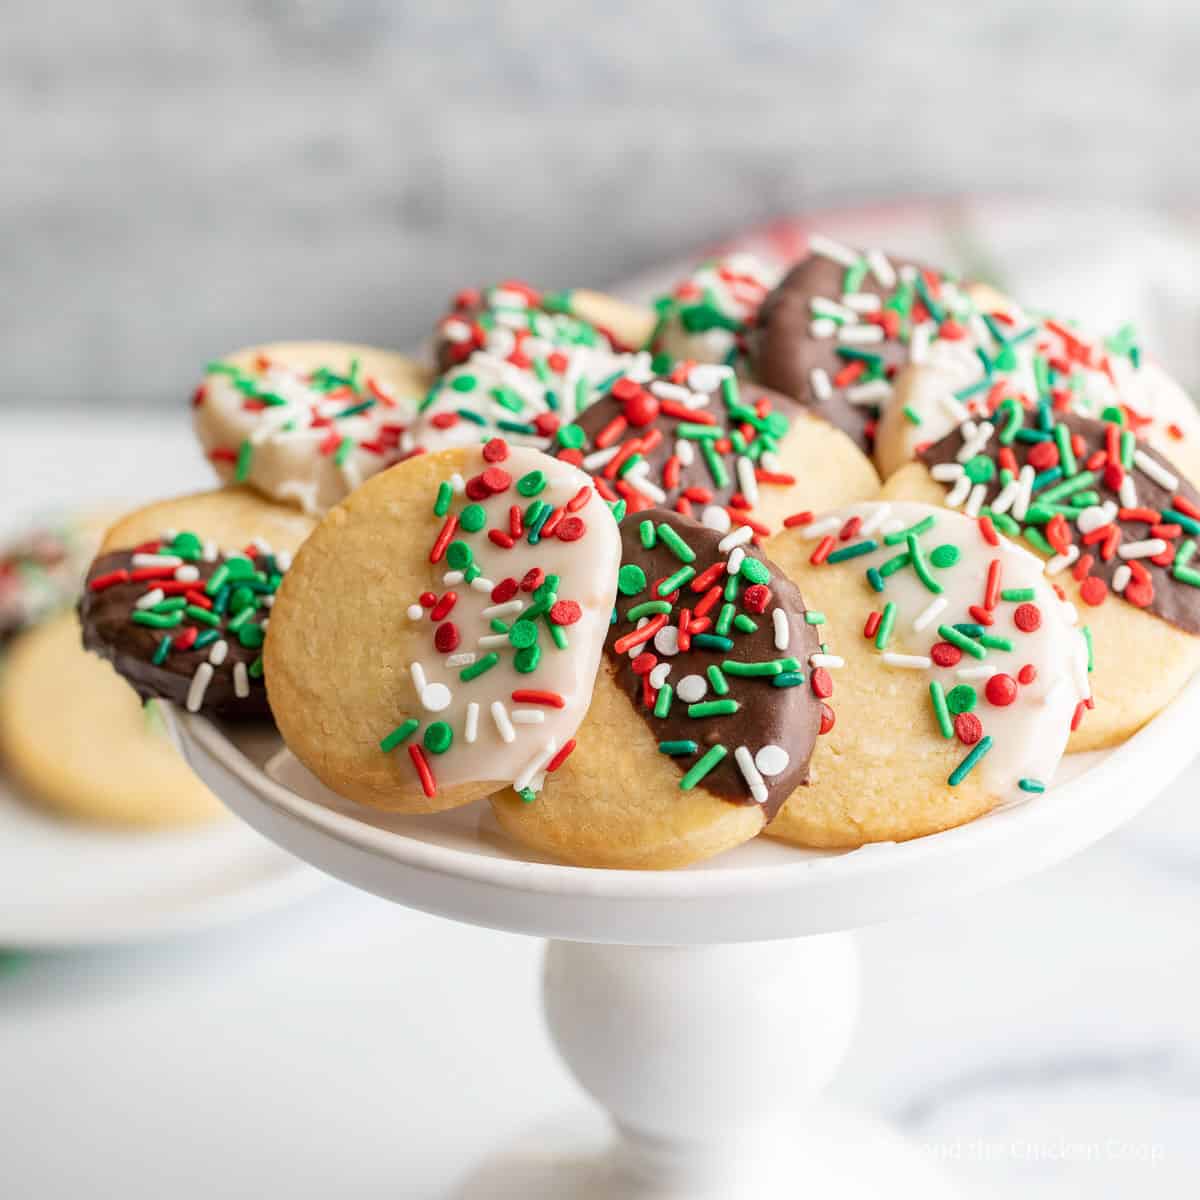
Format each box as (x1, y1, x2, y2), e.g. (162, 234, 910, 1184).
(3, 415, 1199, 1198)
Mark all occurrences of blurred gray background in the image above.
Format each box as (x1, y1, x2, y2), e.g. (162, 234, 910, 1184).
(5, 0, 1200, 410)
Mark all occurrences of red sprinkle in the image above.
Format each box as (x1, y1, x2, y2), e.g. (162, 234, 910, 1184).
(482, 438, 509, 463)
(1018, 664, 1038, 686)
(491, 578, 518, 603)
(612, 613, 667, 655)
(88, 569, 130, 592)
(783, 511, 814, 529)
(408, 745, 437, 798)
(419, 591, 437, 608)
(434, 622, 460, 653)
(968, 604, 995, 626)
(549, 600, 582, 625)
(174, 626, 199, 652)
(481, 467, 512, 494)
(429, 514, 459, 564)
(566, 486, 592, 513)
(931, 641, 962, 668)
(954, 712, 983, 745)
(1078, 575, 1108, 606)
(864, 611, 882, 639)
(741, 584, 771, 614)
(1013, 602, 1042, 632)
(511, 689, 566, 708)
(555, 517, 586, 542)
(819, 703, 836, 735)
(985, 673, 1018, 707)
(810, 667, 833, 699)
(488, 530, 515, 549)
(630, 652, 657, 676)
(984, 559, 1001, 610)
(978, 516, 999, 546)
(810, 535, 835, 565)
(690, 561, 727, 593)
(545, 740, 576, 772)
(694, 586, 722, 619)
(431, 592, 457, 621)
(520, 568, 544, 592)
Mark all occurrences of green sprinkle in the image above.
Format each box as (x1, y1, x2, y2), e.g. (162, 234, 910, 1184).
(724, 571, 740, 601)
(739, 557, 770, 585)
(1023, 528, 1055, 557)
(248, 657, 264, 679)
(626, 600, 672, 620)
(1173, 565, 1200, 587)
(516, 787, 537, 804)
(185, 604, 221, 627)
(692, 633, 734, 651)
(732, 614, 758, 634)
(902, 405, 921, 426)
(557, 423, 585, 450)
(700, 438, 730, 489)
(1162, 509, 1200, 535)
(907, 534, 942, 594)
(654, 684, 674, 719)
(879, 552, 911, 578)
(826, 539, 878, 564)
(459, 503, 487, 533)
(804, 611, 826, 625)
(964, 455, 995, 484)
(938, 624, 986, 659)
(946, 684, 977, 714)
(657, 522, 696, 563)
(517, 470, 546, 497)
(450, 373, 477, 393)
(715, 602, 735, 637)
(679, 744, 729, 790)
(658, 565, 696, 595)
(237, 623, 264, 649)
(929, 544, 959, 568)
(193, 629, 220, 650)
(875, 601, 897, 650)
(446, 541, 473, 570)
(380, 719, 420, 753)
(514, 644, 541, 673)
(423, 721, 453, 754)
(152, 636, 173, 666)
(675, 422, 723, 440)
(204, 564, 230, 597)
(1035, 470, 1097, 505)
(639, 520, 657, 550)
(722, 659, 783, 677)
(1000, 587, 1036, 602)
(706, 665, 730, 696)
(333, 437, 354, 467)
(1054, 423, 1076, 476)
(929, 681, 953, 738)
(508, 619, 539, 649)
(618, 563, 647, 595)
(884, 515, 936, 546)
(460, 653, 499, 682)
(1082, 625, 1094, 672)
(1018, 779, 1046, 794)
(235, 439, 253, 483)
(151, 596, 187, 613)
(659, 739, 697, 756)
(948, 736, 993, 787)
(688, 699, 739, 718)
(866, 567, 885, 592)
(772, 672, 804, 688)
(978, 634, 1014, 652)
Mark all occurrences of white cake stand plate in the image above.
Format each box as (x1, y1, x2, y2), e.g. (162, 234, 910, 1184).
(165, 674, 1200, 1199)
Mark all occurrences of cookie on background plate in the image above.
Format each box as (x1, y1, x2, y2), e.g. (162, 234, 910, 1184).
(193, 341, 430, 516)
(80, 488, 316, 719)
(0, 611, 224, 828)
(763, 500, 1091, 848)
(880, 410, 1200, 750)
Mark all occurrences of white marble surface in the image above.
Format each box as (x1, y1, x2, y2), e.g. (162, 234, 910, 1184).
(1, 416, 1199, 1197)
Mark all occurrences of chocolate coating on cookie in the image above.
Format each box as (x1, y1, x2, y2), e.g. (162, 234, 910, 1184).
(557, 364, 800, 530)
(80, 534, 285, 719)
(605, 510, 822, 820)
(750, 244, 962, 453)
(919, 409, 1200, 635)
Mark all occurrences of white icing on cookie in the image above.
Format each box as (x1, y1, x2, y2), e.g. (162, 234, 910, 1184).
(193, 345, 423, 516)
(795, 500, 1090, 800)
(650, 253, 781, 367)
(383, 444, 620, 798)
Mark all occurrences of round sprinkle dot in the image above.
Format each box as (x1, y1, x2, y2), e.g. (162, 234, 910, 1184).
(929, 544, 960, 569)
(1124, 579, 1154, 608)
(622, 389, 660, 428)
(742, 584, 771, 614)
(654, 625, 680, 656)
(1079, 576, 1108, 606)
(482, 438, 509, 462)
(549, 600, 581, 626)
(946, 684, 976, 714)
(419, 592, 437, 607)
(407, 604, 424, 621)
(810, 667, 833, 699)
(514, 644, 541, 674)
(676, 674, 708, 703)
(688, 364, 725, 392)
(508, 620, 539, 649)
(754, 745, 790, 777)
(516, 470, 546, 497)
(434, 622, 460, 653)
(1013, 602, 1042, 632)
(618, 564, 647, 595)
(1018, 664, 1038, 685)
(954, 712, 983, 745)
(739, 556, 770, 585)
(459, 503, 487, 533)
(1027, 440, 1059, 471)
(819, 703, 836, 735)
(701, 505, 732, 533)
(556, 424, 585, 450)
(930, 641, 962, 668)
(445, 541, 473, 570)
(555, 516, 586, 541)
(423, 721, 453, 754)
(421, 682, 452, 713)
(481, 467, 511, 493)
(963, 455, 995, 484)
(450, 374, 477, 393)
(984, 673, 1018, 707)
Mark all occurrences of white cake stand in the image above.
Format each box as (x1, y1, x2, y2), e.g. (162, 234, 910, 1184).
(164, 676, 1200, 1200)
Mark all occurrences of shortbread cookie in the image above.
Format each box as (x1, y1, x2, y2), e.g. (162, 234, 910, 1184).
(80, 490, 316, 718)
(750, 235, 977, 453)
(0, 612, 223, 827)
(435, 281, 654, 370)
(552, 362, 879, 533)
(764, 500, 1091, 848)
(880, 409, 1200, 748)
(647, 253, 781, 370)
(194, 342, 429, 515)
(264, 443, 621, 813)
(0, 518, 97, 649)
(492, 510, 825, 868)
(875, 289, 1200, 482)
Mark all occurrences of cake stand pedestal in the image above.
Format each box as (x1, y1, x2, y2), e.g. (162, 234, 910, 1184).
(166, 674, 1200, 1199)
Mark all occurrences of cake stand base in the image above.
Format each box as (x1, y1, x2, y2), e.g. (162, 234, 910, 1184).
(455, 935, 958, 1200)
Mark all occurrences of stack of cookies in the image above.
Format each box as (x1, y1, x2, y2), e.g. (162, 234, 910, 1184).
(75, 241, 1200, 865)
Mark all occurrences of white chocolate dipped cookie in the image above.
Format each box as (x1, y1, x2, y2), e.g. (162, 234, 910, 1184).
(646, 253, 781, 370)
(875, 289, 1200, 483)
(193, 342, 430, 515)
(764, 500, 1091, 848)
(880, 407, 1200, 749)
(264, 442, 621, 813)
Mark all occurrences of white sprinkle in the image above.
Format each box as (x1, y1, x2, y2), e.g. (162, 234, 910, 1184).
(964, 482, 987, 518)
(407, 604, 424, 621)
(490, 701, 516, 744)
(442, 570, 465, 585)
(734, 746, 769, 805)
(135, 588, 165, 610)
(208, 639, 228, 666)
(465, 702, 479, 744)
(931, 462, 965, 483)
(421, 682, 451, 713)
(1061, 601, 1080, 626)
(185, 663, 214, 713)
(809, 653, 844, 669)
(511, 708, 546, 725)
(649, 663, 672, 689)
(867, 248, 896, 288)
(957, 665, 999, 680)
(202, 540, 218, 563)
(675, 438, 696, 467)
(1118, 474, 1138, 510)
(945, 474, 972, 509)
(133, 553, 181, 568)
(909, 321, 932, 365)
(808, 233, 858, 267)
(701, 505, 732, 533)
(1076, 501, 1117, 534)
(802, 515, 842, 539)
(937, 391, 970, 426)
(841, 291, 881, 313)
(735, 456, 759, 506)
(1012, 465, 1035, 523)
(772, 608, 790, 651)
(514, 740, 558, 793)
(688, 364, 730, 393)
(233, 661, 250, 699)
(676, 674, 708, 704)
(161, 529, 177, 540)
(727, 546, 746, 576)
(477, 633, 510, 648)
(754, 744, 790, 777)
(858, 503, 892, 537)
(810, 367, 833, 403)
(482, 600, 524, 618)
(838, 323, 884, 345)
(649, 379, 697, 403)
(913, 596, 948, 632)
(654, 625, 680, 656)
(1134, 450, 1179, 491)
(275, 550, 292, 572)
(846, 379, 893, 406)
(470, 576, 495, 593)
(1119, 538, 1168, 559)
(583, 447, 619, 472)
(174, 565, 200, 583)
(810, 296, 857, 323)
(957, 420, 995, 463)
(809, 318, 837, 339)
(410, 662, 427, 692)
(988, 479, 1018, 517)
(882, 653, 932, 670)
(1045, 545, 1080, 576)
(718, 525, 754, 553)
(445, 652, 475, 668)
(1112, 564, 1132, 593)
